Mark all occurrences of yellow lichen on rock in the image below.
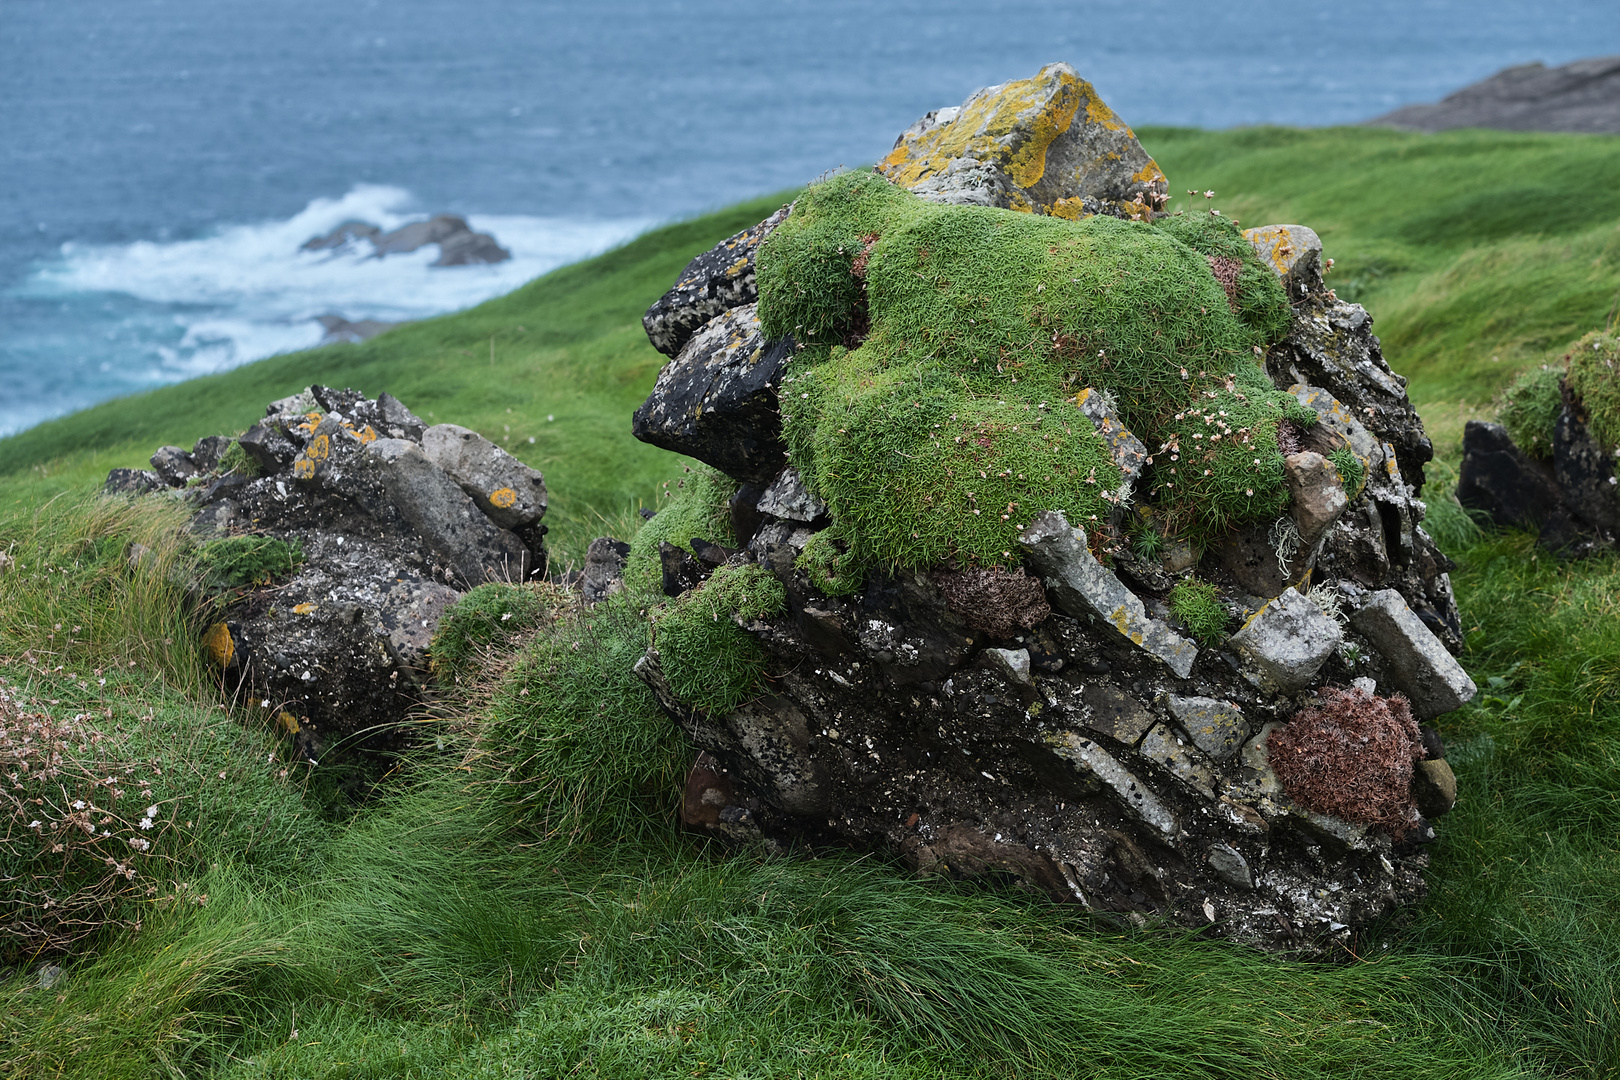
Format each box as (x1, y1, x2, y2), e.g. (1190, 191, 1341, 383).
(877, 61, 1167, 220)
(488, 487, 518, 509)
(292, 602, 318, 615)
(202, 621, 235, 668)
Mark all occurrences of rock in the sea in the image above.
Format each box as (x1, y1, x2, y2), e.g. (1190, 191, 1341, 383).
(877, 61, 1168, 219)
(643, 206, 793, 358)
(1367, 54, 1620, 135)
(631, 304, 793, 484)
(317, 315, 403, 344)
(302, 213, 510, 266)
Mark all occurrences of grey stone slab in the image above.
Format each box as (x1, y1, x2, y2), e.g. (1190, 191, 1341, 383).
(1349, 589, 1477, 719)
(1229, 587, 1341, 694)
(1167, 695, 1250, 761)
(421, 423, 548, 530)
(1018, 511, 1197, 678)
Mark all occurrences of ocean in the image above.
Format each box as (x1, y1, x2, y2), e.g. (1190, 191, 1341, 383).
(3, 0, 1616, 437)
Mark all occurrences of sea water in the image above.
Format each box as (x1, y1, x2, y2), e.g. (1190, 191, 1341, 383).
(3, 0, 1616, 437)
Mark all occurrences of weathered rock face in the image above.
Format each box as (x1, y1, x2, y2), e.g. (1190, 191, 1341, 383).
(629, 66, 1474, 953)
(1456, 375, 1620, 556)
(631, 304, 793, 484)
(642, 206, 792, 359)
(878, 61, 1168, 220)
(105, 386, 547, 756)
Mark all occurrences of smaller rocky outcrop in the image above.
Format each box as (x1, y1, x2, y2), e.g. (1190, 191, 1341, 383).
(1458, 335, 1620, 555)
(301, 214, 511, 266)
(1367, 54, 1620, 135)
(104, 386, 547, 757)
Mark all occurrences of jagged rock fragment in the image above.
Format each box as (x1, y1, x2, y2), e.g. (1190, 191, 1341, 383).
(580, 537, 631, 605)
(149, 445, 199, 486)
(1348, 589, 1477, 719)
(1456, 420, 1562, 532)
(421, 423, 548, 531)
(643, 206, 792, 358)
(1244, 224, 1323, 300)
(632, 304, 792, 485)
(1229, 588, 1342, 694)
(1166, 695, 1250, 761)
(1284, 451, 1349, 547)
(879, 61, 1167, 219)
(1018, 511, 1196, 678)
(1073, 387, 1147, 508)
(756, 465, 826, 522)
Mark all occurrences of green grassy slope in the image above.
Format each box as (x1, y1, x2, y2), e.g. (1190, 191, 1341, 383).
(1140, 125, 1620, 448)
(0, 192, 793, 559)
(6, 128, 1620, 1077)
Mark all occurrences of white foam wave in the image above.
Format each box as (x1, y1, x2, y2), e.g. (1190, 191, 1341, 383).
(18, 184, 652, 376)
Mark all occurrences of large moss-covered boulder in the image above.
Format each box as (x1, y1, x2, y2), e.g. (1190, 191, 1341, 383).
(629, 65, 1473, 953)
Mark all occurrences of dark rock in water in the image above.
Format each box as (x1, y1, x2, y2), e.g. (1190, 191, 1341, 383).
(1367, 54, 1620, 135)
(301, 213, 510, 266)
(642, 206, 791, 358)
(1457, 420, 1563, 532)
(631, 303, 793, 485)
(317, 315, 403, 344)
(108, 385, 547, 754)
(301, 220, 380, 251)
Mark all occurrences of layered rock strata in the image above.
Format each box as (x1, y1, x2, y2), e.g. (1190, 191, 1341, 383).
(628, 66, 1473, 953)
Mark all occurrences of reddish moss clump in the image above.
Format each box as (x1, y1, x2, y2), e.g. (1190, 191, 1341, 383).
(1268, 686, 1422, 837)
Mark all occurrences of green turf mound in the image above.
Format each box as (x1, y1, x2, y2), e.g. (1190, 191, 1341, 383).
(755, 171, 1315, 570)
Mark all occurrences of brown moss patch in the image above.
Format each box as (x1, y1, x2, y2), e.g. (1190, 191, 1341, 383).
(933, 565, 1051, 638)
(1268, 686, 1423, 837)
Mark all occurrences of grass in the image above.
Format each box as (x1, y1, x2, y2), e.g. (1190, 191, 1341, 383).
(2, 124, 1620, 1077)
(0, 192, 796, 565)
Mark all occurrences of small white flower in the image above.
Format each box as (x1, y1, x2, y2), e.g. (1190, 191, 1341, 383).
(261, 699, 271, 708)
(72, 800, 85, 810)
(139, 817, 153, 830)
(28, 820, 41, 829)
(146, 805, 158, 818)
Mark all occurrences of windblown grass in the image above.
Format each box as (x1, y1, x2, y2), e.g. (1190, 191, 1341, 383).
(3, 127, 1620, 1077)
